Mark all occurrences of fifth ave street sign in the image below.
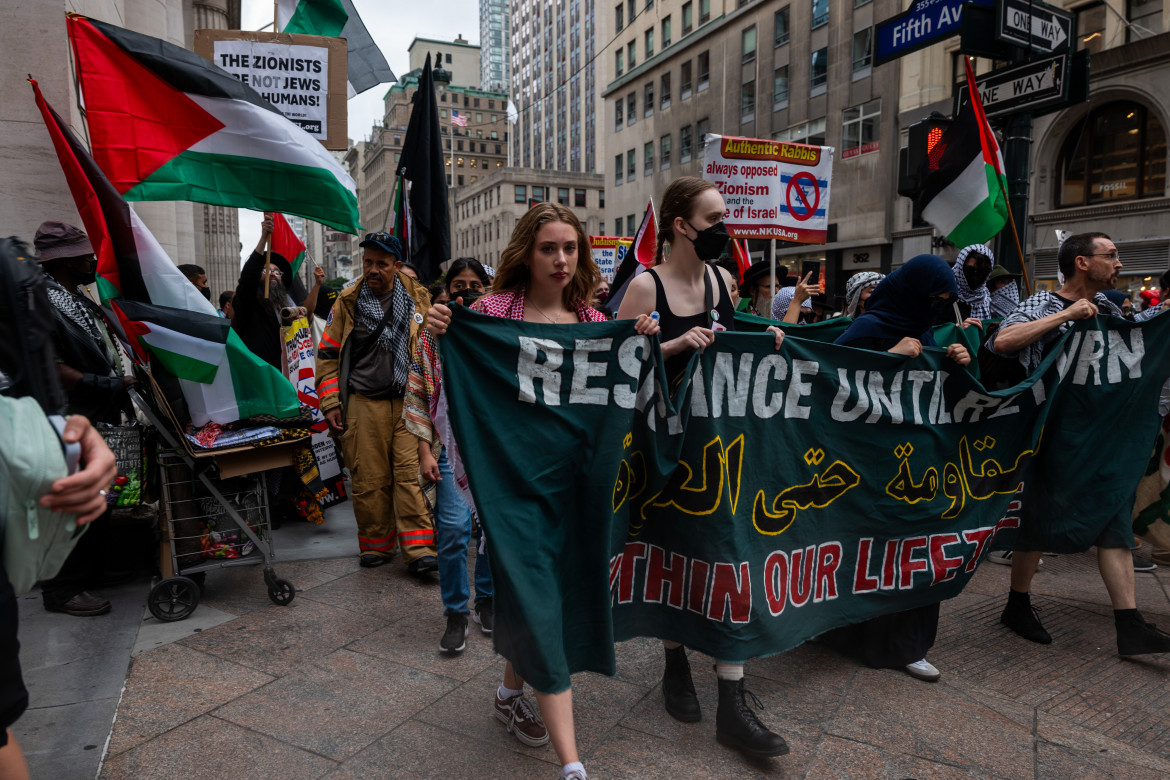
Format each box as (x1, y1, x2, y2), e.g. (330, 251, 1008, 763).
(953, 53, 1069, 119)
(997, 0, 1073, 54)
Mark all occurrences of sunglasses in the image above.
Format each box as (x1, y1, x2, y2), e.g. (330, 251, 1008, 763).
(365, 231, 394, 243)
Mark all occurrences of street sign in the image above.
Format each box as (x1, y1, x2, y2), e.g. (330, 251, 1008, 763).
(875, 0, 993, 66)
(1033, 49, 1091, 118)
(996, 0, 1073, 54)
(960, 3, 1018, 60)
(953, 53, 1070, 119)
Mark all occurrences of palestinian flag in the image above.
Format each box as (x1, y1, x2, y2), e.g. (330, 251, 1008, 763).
(731, 238, 751, 283)
(31, 79, 300, 425)
(607, 200, 657, 313)
(272, 213, 309, 278)
(277, 0, 348, 37)
(918, 57, 1009, 247)
(66, 15, 360, 235)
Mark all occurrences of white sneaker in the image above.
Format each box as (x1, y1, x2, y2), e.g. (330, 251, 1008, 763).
(905, 658, 940, 681)
(988, 550, 1042, 566)
(562, 770, 588, 780)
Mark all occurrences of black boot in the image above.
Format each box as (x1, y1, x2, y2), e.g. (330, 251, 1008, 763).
(1116, 609, 1170, 656)
(715, 677, 789, 758)
(662, 645, 701, 722)
(1001, 589, 1052, 644)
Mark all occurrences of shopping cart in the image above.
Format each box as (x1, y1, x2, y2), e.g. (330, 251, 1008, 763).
(128, 378, 299, 622)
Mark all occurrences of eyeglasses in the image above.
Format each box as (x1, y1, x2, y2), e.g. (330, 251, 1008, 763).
(1085, 252, 1121, 262)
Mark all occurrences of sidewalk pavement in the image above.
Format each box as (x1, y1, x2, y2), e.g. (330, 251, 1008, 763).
(27, 516, 1170, 779)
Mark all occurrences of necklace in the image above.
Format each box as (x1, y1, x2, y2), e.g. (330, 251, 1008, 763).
(527, 298, 563, 324)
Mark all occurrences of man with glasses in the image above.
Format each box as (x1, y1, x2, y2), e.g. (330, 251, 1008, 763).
(988, 231, 1170, 656)
(316, 231, 438, 574)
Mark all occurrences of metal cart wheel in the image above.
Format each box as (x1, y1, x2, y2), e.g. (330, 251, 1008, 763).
(149, 576, 201, 622)
(267, 579, 296, 606)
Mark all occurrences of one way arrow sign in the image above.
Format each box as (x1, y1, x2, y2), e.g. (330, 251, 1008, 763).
(997, 0, 1073, 53)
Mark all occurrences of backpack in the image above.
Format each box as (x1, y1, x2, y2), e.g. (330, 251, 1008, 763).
(0, 237, 87, 592)
(0, 236, 66, 413)
(0, 395, 85, 593)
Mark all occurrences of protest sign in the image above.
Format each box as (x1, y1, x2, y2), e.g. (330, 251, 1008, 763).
(194, 30, 348, 150)
(441, 308, 1170, 692)
(590, 236, 633, 283)
(282, 317, 346, 504)
(702, 134, 834, 244)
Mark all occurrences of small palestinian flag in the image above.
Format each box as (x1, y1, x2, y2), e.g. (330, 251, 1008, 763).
(731, 238, 752, 283)
(277, 0, 348, 37)
(917, 57, 1009, 247)
(66, 15, 361, 235)
(272, 213, 309, 278)
(31, 78, 300, 425)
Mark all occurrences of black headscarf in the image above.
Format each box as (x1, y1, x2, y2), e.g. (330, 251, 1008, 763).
(836, 254, 958, 348)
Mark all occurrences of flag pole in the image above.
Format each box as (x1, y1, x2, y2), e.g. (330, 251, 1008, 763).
(997, 179, 1033, 296)
(264, 213, 273, 299)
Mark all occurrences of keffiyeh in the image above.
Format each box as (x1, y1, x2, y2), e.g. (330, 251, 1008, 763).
(355, 278, 415, 394)
(953, 244, 993, 319)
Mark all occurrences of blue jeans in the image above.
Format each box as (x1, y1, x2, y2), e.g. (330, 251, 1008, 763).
(435, 447, 492, 615)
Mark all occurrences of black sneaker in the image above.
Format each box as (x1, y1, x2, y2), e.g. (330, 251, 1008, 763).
(408, 555, 438, 578)
(1132, 553, 1157, 572)
(1117, 611, 1170, 656)
(441, 613, 468, 654)
(1001, 594, 1052, 644)
(474, 598, 494, 634)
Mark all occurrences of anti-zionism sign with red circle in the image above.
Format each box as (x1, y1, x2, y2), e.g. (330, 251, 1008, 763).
(701, 134, 834, 244)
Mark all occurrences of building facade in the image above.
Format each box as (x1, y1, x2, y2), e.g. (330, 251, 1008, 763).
(357, 62, 510, 257)
(895, 1, 1169, 300)
(601, 0, 903, 304)
(509, 0, 599, 173)
(2, 0, 200, 271)
(480, 0, 511, 92)
(453, 167, 606, 268)
(409, 36, 481, 87)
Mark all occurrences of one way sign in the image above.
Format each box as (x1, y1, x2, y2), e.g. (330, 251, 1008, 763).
(997, 0, 1073, 54)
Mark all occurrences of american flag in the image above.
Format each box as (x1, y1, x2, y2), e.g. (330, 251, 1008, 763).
(451, 109, 468, 128)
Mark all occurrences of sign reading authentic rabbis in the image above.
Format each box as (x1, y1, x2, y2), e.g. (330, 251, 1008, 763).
(194, 30, 348, 150)
(702, 134, 834, 244)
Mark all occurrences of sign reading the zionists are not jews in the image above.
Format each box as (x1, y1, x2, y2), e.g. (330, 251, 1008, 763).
(441, 308, 1170, 693)
(702, 134, 834, 244)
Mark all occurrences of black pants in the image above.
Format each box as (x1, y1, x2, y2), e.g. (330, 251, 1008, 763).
(40, 507, 113, 607)
(0, 560, 28, 744)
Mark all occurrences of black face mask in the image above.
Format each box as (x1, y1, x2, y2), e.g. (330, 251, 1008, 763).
(685, 220, 730, 262)
(963, 255, 992, 289)
(199, 286, 212, 301)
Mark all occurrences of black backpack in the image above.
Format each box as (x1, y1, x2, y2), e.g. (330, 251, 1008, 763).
(0, 236, 66, 414)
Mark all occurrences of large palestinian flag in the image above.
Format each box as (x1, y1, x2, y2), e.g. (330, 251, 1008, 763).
(66, 15, 360, 235)
(917, 57, 1009, 247)
(31, 79, 300, 425)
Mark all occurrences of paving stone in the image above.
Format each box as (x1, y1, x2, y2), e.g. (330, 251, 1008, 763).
(105, 644, 275, 756)
(804, 735, 993, 779)
(178, 597, 382, 677)
(1036, 740, 1165, 780)
(345, 608, 500, 682)
(319, 720, 554, 779)
(214, 648, 456, 761)
(825, 667, 1035, 779)
(99, 715, 335, 780)
(196, 557, 362, 616)
(586, 723, 802, 779)
(295, 565, 441, 624)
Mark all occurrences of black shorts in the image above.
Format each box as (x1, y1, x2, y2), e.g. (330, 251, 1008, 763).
(0, 563, 28, 744)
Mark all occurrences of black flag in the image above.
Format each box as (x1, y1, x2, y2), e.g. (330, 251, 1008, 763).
(399, 53, 450, 283)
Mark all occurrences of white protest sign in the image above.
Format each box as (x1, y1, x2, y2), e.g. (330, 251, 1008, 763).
(590, 236, 633, 283)
(213, 40, 330, 140)
(702, 134, 834, 244)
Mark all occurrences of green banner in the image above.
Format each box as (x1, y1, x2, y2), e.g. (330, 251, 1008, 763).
(440, 308, 1170, 692)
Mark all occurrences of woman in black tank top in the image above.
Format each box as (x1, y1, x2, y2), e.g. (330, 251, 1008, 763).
(615, 177, 789, 759)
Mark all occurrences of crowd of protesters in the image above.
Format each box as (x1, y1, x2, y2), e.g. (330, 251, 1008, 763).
(5, 186, 1170, 780)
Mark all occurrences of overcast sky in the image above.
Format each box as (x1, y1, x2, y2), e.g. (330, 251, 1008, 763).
(237, 0, 480, 267)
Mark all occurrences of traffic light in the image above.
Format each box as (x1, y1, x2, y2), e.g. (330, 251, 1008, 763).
(897, 113, 953, 199)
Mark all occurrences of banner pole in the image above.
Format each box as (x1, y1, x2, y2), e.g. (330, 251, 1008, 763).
(264, 214, 273, 299)
(999, 179, 1033, 296)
